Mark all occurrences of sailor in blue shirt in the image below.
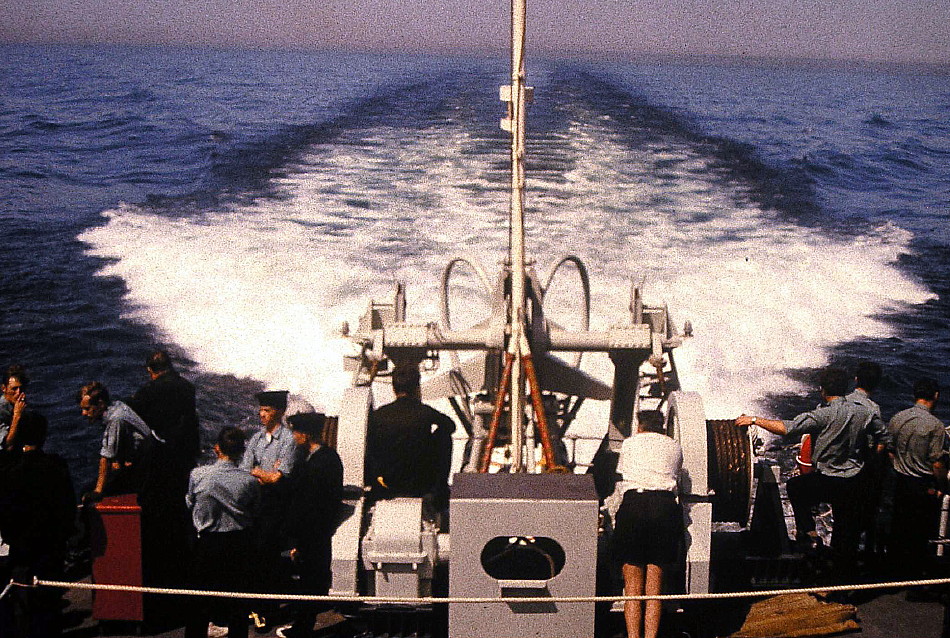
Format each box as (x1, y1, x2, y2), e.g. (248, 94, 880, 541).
(239, 390, 295, 628)
(845, 361, 889, 555)
(782, 390, 886, 479)
(78, 381, 162, 500)
(188, 449, 261, 536)
(737, 366, 887, 575)
(185, 426, 260, 638)
(887, 378, 947, 578)
(240, 397, 297, 484)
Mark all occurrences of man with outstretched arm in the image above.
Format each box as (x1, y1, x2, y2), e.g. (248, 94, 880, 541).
(735, 366, 887, 578)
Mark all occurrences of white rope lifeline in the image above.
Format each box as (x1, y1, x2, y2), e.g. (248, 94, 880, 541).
(0, 579, 14, 602)
(26, 576, 950, 604)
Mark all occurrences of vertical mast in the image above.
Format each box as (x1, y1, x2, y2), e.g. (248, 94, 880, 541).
(508, 0, 528, 471)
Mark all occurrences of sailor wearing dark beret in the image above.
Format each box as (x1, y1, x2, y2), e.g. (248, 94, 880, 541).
(240, 389, 295, 625)
(243, 390, 294, 481)
(287, 411, 323, 436)
(255, 390, 289, 411)
(284, 411, 343, 636)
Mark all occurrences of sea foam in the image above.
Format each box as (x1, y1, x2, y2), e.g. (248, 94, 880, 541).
(79, 93, 934, 431)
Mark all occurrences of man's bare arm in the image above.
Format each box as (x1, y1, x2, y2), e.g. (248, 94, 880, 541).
(735, 414, 788, 436)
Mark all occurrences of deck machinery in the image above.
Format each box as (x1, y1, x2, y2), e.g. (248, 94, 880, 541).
(326, 0, 753, 636)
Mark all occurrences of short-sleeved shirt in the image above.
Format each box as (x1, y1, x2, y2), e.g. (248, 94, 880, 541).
(99, 401, 156, 462)
(784, 395, 888, 478)
(240, 425, 297, 478)
(888, 404, 947, 479)
(616, 431, 683, 494)
(186, 459, 261, 534)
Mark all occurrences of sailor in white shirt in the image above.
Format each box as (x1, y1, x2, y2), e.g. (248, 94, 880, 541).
(611, 410, 683, 638)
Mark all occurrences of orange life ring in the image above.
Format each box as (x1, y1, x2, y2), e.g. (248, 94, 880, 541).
(796, 433, 813, 474)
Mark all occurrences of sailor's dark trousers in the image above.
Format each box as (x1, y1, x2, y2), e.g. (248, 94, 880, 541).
(889, 472, 940, 576)
(787, 470, 868, 567)
(184, 529, 253, 638)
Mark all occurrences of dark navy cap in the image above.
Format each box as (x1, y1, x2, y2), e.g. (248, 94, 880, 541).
(288, 412, 325, 437)
(255, 390, 289, 410)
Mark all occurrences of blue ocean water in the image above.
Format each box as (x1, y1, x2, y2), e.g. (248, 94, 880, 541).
(1, 44, 948, 490)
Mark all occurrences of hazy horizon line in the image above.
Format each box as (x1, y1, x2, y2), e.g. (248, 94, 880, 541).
(3, 37, 949, 73)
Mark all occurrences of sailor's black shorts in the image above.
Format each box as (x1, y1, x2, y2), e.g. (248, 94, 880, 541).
(611, 489, 683, 566)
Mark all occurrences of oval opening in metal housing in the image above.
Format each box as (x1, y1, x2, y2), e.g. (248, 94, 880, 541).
(480, 536, 566, 580)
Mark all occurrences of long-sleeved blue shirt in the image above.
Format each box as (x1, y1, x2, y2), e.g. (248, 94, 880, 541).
(888, 404, 946, 479)
(785, 393, 888, 478)
(186, 458, 261, 534)
(239, 424, 297, 478)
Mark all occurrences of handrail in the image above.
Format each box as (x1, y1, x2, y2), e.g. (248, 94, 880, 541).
(21, 576, 950, 604)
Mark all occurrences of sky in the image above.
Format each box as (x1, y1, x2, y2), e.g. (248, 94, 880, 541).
(2, 0, 950, 65)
